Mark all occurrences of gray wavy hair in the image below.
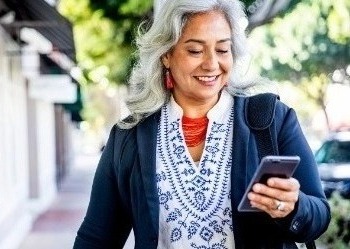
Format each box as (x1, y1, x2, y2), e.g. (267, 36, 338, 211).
(118, 0, 256, 129)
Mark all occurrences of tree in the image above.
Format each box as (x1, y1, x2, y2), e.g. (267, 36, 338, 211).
(58, 0, 137, 85)
(88, 0, 153, 48)
(58, 0, 133, 133)
(83, 0, 304, 86)
(250, 0, 350, 131)
(89, 0, 301, 36)
(245, 0, 301, 31)
(58, 0, 323, 136)
(60, 0, 302, 88)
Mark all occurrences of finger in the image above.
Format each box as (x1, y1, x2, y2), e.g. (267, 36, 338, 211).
(251, 183, 299, 203)
(250, 200, 287, 218)
(248, 192, 284, 210)
(276, 200, 286, 212)
(267, 177, 300, 191)
(250, 196, 295, 218)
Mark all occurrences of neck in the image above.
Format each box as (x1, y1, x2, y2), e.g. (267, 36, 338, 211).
(174, 96, 219, 118)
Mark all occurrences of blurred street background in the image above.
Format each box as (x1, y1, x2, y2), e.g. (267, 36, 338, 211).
(0, 0, 349, 249)
(18, 146, 99, 249)
(17, 131, 135, 249)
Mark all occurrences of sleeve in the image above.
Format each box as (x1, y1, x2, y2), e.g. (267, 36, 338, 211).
(73, 125, 133, 249)
(275, 103, 331, 242)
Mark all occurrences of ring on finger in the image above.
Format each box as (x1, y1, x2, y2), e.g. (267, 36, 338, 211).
(275, 200, 285, 211)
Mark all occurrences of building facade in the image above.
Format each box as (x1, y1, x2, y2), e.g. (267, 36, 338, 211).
(0, 1, 80, 248)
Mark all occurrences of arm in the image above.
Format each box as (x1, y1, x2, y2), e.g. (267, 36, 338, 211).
(73, 125, 133, 249)
(275, 104, 331, 242)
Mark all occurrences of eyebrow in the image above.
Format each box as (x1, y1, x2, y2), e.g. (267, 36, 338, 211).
(184, 38, 231, 44)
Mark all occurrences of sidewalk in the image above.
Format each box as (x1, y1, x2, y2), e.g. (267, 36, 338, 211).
(18, 150, 135, 249)
(18, 152, 99, 249)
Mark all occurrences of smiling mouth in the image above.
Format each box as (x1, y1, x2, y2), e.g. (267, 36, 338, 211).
(195, 75, 219, 82)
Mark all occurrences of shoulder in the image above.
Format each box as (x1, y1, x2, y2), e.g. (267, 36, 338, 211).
(113, 111, 161, 146)
(234, 92, 288, 126)
(113, 123, 137, 142)
(239, 92, 292, 119)
(101, 124, 137, 167)
(274, 98, 296, 124)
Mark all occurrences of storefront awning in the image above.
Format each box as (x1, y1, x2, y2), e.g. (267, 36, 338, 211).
(40, 54, 84, 123)
(1, 0, 75, 62)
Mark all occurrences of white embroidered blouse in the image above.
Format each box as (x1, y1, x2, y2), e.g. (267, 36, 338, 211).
(156, 90, 235, 249)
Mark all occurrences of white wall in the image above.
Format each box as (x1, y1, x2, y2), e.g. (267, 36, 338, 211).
(0, 26, 32, 249)
(26, 99, 57, 214)
(0, 24, 59, 249)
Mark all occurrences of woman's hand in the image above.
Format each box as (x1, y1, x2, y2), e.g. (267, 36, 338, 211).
(247, 177, 300, 218)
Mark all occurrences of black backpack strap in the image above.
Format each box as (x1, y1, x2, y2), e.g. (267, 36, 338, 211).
(245, 93, 317, 249)
(245, 93, 279, 160)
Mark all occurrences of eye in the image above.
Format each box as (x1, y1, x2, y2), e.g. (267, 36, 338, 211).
(188, 50, 202, 55)
(216, 49, 229, 54)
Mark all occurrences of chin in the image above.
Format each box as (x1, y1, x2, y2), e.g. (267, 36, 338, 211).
(195, 92, 221, 102)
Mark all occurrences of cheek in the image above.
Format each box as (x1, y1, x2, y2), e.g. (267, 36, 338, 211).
(224, 56, 234, 69)
(223, 59, 234, 74)
(173, 61, 198, 77)
(171, 68, 191, 86)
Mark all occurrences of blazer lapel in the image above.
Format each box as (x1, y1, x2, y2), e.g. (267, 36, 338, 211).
(136, 113, 160, 233)
(231, 96, 252, 210)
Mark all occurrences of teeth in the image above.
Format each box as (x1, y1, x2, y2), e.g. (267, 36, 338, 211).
(197, 76, 217, 81)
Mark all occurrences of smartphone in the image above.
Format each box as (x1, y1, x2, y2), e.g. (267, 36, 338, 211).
(237, 155, 300, 212)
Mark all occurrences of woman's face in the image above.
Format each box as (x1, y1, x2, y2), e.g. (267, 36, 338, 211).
(163, 10, 233, 107)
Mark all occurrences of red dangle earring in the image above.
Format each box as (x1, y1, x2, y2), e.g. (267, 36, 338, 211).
(165, 69, 174, 89)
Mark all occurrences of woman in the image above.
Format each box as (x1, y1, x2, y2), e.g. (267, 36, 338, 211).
(73, 0, 330, 248)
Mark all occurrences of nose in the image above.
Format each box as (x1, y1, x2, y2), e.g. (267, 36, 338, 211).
(201, 52, 219, 71)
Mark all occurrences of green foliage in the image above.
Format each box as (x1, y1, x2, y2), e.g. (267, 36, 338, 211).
(58, 0, 133, 85)
(317, 193, 350, 249)
(89, 0, 153, 45)
(326, 0, 350, 44)
(58, 0, 140, 129)
(59, 0, 349, 132)
(251, 0, 350, 82)
(249, 0, 350, 131)
(59, 0, 306, 88)
(89, 0, 153, 21)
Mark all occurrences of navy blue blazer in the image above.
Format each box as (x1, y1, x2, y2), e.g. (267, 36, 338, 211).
(73, 95, 330, 249)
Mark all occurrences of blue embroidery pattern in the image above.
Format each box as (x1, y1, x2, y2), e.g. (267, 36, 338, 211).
(157, 103, 234, 249)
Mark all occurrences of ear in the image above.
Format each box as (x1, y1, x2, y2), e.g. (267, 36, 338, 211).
(161, 53, 170, 68)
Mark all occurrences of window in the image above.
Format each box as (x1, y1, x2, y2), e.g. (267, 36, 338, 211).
(315, 141, 350, 164)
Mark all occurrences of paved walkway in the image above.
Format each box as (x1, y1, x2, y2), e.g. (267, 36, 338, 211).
(18, 152, 134, 249)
